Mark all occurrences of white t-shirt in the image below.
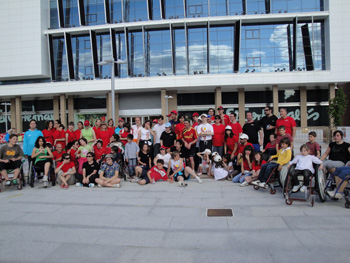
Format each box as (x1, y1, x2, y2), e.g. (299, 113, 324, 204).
(153, 124, 165, 144)
(140, 127, 151, 140)
(197, 123, 214, 141)
(132, 125, 142, 140)
(156, 153, 171, 168)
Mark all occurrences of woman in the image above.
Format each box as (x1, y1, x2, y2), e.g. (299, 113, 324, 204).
(92, 139, 106, 163)
(75, 152, 99, 187)
(42, 120, 54, 145)
(154, 146, 171, 170)
(119, 123, 131, 146)
(107, 119, 115, 137)
(81, 120, 96, 145)
(76, 137, 93, 174)
(65, 122, 76, 150)
(53, 120, 66, 149)
(95, 154, 121, 188)
(31, 136, 54, 187)
(212, 115, 225, 157)
(55, 153, 76, 189)
(74, 121, 83, 141)
(138, 144, 152, 169)
(67, 140, 80, 165)
(98, 122, 111, 147)
(137, 120, 155, 150)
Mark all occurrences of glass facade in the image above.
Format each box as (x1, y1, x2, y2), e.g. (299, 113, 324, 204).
(110, 0, 123, 23)
(96, 33, 112, 79)
(210, 0, 228, 16)
(50, 0, 59, 29)
(62, 0, 80, 28)
(188, 26, 208, 75)
(71, 35, 94, 80)
(84, 0, 106, 26)
(52, 37, 69, 81)
(124, 0, 148, 22)
(115, 31, 128, 78)
(173, 27, 187, 75)
(128, 31, 144, 77)
(229, 0, 244, 15)
(187, 0, 208, 17)
(271, 0, 323, 13)
(247, 0, 268, 14)
(164, 0, 185, 19)
(151, 0, 161, 20)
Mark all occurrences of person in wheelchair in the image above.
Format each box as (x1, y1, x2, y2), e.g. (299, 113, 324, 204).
(0, 134, 24, 186)
(252, 137, 292, 188)
(326, 163, 350, 200)
(31, 136, 54, 187)
(287, 144, 323, 193)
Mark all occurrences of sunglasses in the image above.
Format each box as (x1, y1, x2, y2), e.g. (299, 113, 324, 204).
(160, 148, 165, 150)
(264, 109, 269, 111)
(64, 158, 70, 160)
(87, 155, 93, 157)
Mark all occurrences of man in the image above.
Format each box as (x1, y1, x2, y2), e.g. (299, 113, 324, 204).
(115, 118, 124, 135)
(192, 112, 200, 128)
(131, 117, 143, 143)
(233, 133, 254, 161)
(167, 110, 178, 132)
(229, 112, 242, 139)
(208, 108, 215, 124)
(217, 106, 230, 126)
(275, 108, 297, 139)
(197, 114, 214, 152)
(182, 119, 198, 170)
(243, 112, 263, 152)
(52, 143, 66, 162)
(260, 106, 278, 149)
(5, 128, 17, 142)
(0, 134, 24, 186)
(153, 115, 165, 157)
(23, 119, 43, 170)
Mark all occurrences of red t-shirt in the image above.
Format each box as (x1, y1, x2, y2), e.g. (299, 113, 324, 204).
(265, 142, 277, 150)
(192, 122, 198, 128)
(53, 129, 66, 149)
(149, 166, 168, 182)
(211, 115, 230, 125)
(66, 130, 76, 144)
(182, 127, 198, 143)
(120, 131, 130, 146)
(74, 129, 82, 141)
(93, 146, 106, 161)
(175, 123, 185, 139)
(306, 141, 321, 156)
(229, 122, 243, 137)
(276, 116, 296, 136)
(236, 142, 253, 156)
(93, 126, 100, 138)
(242, 159, 252, 171)
(225, 136, 238, 154)
(42, 129, 54, 145)
(212, 124, 225, 146)
(57, 161, 75, 172)
(98, 130, 111, 148)
(276, 134, 293, 146)
(252, 160, 267, 171)
(53, 150, 66, 161)
(69, 149, 77, 163)
(108, 127, 115, 137)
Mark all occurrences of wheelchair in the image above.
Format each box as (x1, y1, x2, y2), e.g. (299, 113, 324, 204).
(28, 159, 55, 188)
(324, 169, 350, 209)
(283, 164, 326, 207)
(0, 159, 25, 192)
(253, 163, 288, 194)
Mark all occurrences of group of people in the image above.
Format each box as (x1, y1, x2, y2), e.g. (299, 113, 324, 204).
(0, 106, 349, 200)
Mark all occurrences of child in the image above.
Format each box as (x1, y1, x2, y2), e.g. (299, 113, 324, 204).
(137, 159, 170, 185)
(287, 144, 323, 192)
(306, 131, 321, 157)
(252, 137, 292, 188)
(92, 139, 106, 164)
(222, 153, 234, 178)
(242, 151, 266, 186)
(211, 153, 228, 181)
(276, 126, 294, 151)
(119, 123, 131, 146)
(124, 134, 139, 178)
(154, 146, 171, 170)
(196, 149, 211, 175)
(263, 134, 277, 158)
(232, 145, 254, 184)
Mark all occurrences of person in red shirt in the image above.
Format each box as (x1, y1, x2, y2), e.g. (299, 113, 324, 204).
(52, 143, 66, 162)
(74, 121, 83, 141)
(229, 112, 242, 139)
(93, 139, 106, 163)
(67, 140, 79, 164)
(192, 112, 200, 128)
(98, 122, 111, 147)
(212, 115, 226, 157)
(65, 122, 76, 150)
(93, 119, 102, 139)
(174, 115, 185, 140)
(217, 106, 230, 126)
(42, 120, 54, 145)
(232, 133, 253, 160)
(107, 118, 115, 138)
(55, 153, 76, 189)
(136, 159, 170, 185)
(243, 151, 266, 186)
(53, 120, 66, 149)
(182, 119, 198, 170)
(233, 145, 254, 184)
(119, 123, 131, 146)
(224, 125, 238, 155)
(275, 108, 297, 139)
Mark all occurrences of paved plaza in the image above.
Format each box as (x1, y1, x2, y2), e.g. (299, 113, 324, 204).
(0, 177, 349, 263)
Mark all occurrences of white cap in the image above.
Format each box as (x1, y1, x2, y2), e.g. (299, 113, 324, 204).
(200, 113, 208, 119)
(213, 154, 222, 162)
(225, 125, 232, 130)
(202, 149, 212, 155)
(239, 133, 249, 140)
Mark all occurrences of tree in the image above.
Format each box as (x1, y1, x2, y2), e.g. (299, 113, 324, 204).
(328, 87, 348, 126)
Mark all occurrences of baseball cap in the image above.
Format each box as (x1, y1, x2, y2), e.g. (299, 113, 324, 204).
(105, 154, 114, 159)
(153, 119, 158, 123)
(202, 149, 212, 155)
(165, 122, 171, 128)
(217, 106, 224, 110)
(118, 118, 124, 122)
(171, 110, 177, 115)
(240, 133, 249, 140)
(200, 113, 207, 119)
(225, 125, 232, 130)
(84, 120, 90, 126)
(160, 146, 166, 150)
(192, 112, 199, 117)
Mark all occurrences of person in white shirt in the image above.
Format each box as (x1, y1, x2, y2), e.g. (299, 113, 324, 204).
(131, 117, 143, 143)
(153, 146, 171, 169)
(197, 114, 214, 152)
(153, 115, 166, 157)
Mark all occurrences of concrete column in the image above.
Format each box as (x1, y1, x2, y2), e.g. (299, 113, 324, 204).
(68, 96, 74, 123)
(238, 88, 245, 126)
(329, 83, 336, 128)
(167, 90, 177, 114)
(106, 92, 112, 121)
(215, 87, 222, 114)
(300, 86, 307, 128)
(161, 89, 166, 117)
(15, 97, 22, 132)
(53, 96, 60, 121)
(272, 85, 279, 116)
(115, 93, 119, 121)
(60, 94, 67, 128)
(10, 98, 16, 129)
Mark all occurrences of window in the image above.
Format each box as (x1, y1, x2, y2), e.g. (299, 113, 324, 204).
(173, 27, 187, 75)
(52, 37, 69, 81)
(96, 34, 112, 79)
(115, 31, 128, 78)
(187, 0, 208, 17)
(124, 0, 148, 22)
(50, 0, 59, 29)
(128, 31, 144, 77)
(62, 0, 80, 28)
(151, 0, 161, 20)
(229, 0, 244, 15)
(188, 27, 208, 75)
(247, 57, 261, 67)
(247, 0, 268, 14)
(245, 29, 260, 39)
(71, 35, 94, 80)
(110, 0, 123, 23)
(210, 0, 228, 16)
(84, 0, 105, 26)
(271, 0, 323, 13)
(164, 0, 184, 19)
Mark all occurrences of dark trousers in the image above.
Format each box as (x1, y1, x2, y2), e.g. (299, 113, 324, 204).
(153, 143, 160, 157)
(75, 173, 99, 187)
(290, 169, 312, 186)
(199, 140, 212, 153)
(258, 163, 279, 182)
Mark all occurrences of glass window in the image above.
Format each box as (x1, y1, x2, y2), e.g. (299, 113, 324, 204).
(187, 0, 208, 17)
(52, 37, 69, 81)
(152, 0, 161, 20)
(96, 34, 112, 79)
(307, 106, 328, 126)
(124, 0, 148, 22)
(173, 27, 187, 75)
(209, 25, 234, 74)
(71, 35, 94, 80)
(247, 0, 267, 14)
(240, 24, 292, 73)
(110, 0, 123, 23)
(245, 90, 273, 103)
(144, 29, 172, 77)
(50, 0, 59, 29)
(307, 89, 328, 102)
(128, 31, 144, 77)
(188, 27, 207, 75)
(62, 0, 80, 28)
(74, 97, 107, 109)
(222, 92, 238, 104)
(115, 31, 128, 78)
(84, 0, 106, 26)
(229, 0, 244, 15)
(210, 0, 228, 16)
(22, 100, 53, 112)
(164, 0, 184, 19)
(278, 89, 300, 103)
(271, 0, 322, 13)
(177, 93, 215, 106)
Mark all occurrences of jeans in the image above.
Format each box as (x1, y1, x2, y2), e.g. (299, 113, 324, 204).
(232, 172, 252, 183)
(128, 158, 137, 176)
(252, 144, 260, 152)
(332, 166, 350, 180)
(258, 163, 279, 182)
(212, 146, 224, 157)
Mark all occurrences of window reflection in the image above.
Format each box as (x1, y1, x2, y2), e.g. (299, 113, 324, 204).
(151, 0, 161, 20)
(124, 0, 148, 22)
(187, 0, 208, 17)
(173, 27, 187, 75)
(62, 0, 80, 28)
(52, 37, 69, 81)
(128, 31, 144, 77)
(110, 0, 123, 23)
(115, 31, 128, 78)
(188, 27, 207, 75)
(71, 35, 94, 80)
(271, 0, 322, 13)
(164, 0, 184, 19)
(210, 0, 228, 16)
(96, 34, 112, 79)
(50, 0, 59, 29)
(229, 0, 244, 15)
(84, 0, 106, 26)
(247, 0, 268, 14)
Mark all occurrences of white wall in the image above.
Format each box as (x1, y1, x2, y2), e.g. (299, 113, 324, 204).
(0, 0, 50, 80)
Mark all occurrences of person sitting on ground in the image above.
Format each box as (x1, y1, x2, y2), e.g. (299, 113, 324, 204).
(170, 139, 187, 160)
(133, 159, 170, 185)
(52, 143, 66, 163)
(210, 153, 228, 181)
(31, 136, 54, 187)
(67, 140, 79, 165)
(233, 145, 254, 184)
(197, 149, 211, 176)
(75, 152, 99, 188)
(0, 134, 24, 187)
(222, 154, 234, 178)
(252, 137, 292, 188)
(287, 144, 323, 193)
(306, 131, 321, 157)
(276, 125, 293, 151)
(55, 153, 76, 189)
(326, 163, 350, 200)
(95, 154, 121, 188)
(125, 134, 139, 178)
(154, 146, 171, 170)
(242, 151, 266, 186)
(138, 143, 152, 169)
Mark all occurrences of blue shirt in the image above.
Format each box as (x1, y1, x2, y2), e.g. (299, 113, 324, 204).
(115, 127, 123, 135)
(23, 129, 43, 156)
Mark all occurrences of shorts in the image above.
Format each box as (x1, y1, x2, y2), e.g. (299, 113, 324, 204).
(199, 163, 209, 173)
(323, 160, 345, 170)
(0, 160, 22, 171)
(170, 168, 189, 181)
(34, 160, 50, 172)
(140, 167, 151, 184)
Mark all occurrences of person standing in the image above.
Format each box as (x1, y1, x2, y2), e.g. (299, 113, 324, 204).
(42, 120, 54, 145)
(228, 112, 242, 140)
(81, 120, 96, 145)
(23, 119, 43, 169)
(207, 108, 215, 124)
(115, 118, 124, 135)
(167, 110, 179, 132)
(131, 117, 143, 143)
(275, 108, 297, 140)
(243, 112, 263, 152)
(217, 106, 230, 126)
(153, 115, 165, 157)
(212, 115, 225, 156)
(74, 121, 83, 141)
(197, 114, 214, 152)
(192, 112, 200, 128)
(182, 119, 198, 170)
(260, 106, 278, 149)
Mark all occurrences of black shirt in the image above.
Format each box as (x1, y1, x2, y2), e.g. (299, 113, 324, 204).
(139, 151, 151, 167)
(243, 121, 261, 144)
(329, 142, 350, 164)
(160, 131, 176, 147)
(82, 161, 99, 176)
(260, 115, 278, 140)
(170, 146, 187, 159)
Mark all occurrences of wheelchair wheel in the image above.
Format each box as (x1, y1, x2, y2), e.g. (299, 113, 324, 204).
(315, 168, 326, 202)
(283, 172, 293, 196)
(285, 199, 293, 205)
(270, 188, 276, 194)
(253, 185, 259, 190)
(345, 202, 350, 209)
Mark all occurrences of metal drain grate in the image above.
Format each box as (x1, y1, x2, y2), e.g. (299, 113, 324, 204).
(207, 209, 233, 217)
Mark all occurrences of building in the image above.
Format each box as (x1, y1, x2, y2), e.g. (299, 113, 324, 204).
(0, 0, 349, 134)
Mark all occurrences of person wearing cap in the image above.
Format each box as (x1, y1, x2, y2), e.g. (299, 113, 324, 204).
(192, 112, 200, 128)
(154, 146, 171, 170)
(212, 115, 226, 157)
(197, 114, 214, 152)
(224, 125, 238, 156)
(131, 117, 143, 143)
(182, 119, 198, 170)
(115, 118, 124, 135)
(167, 110, 179, 132)
(95, 154, 121, 188)
(234, 134, 254, 160)
(81, 120, 96, 145)
(228, 112, 242, 139)
(259, 106, 278, 149)
(243, 112, 263, 152)
(217, 106, 230, 126)
(153, 115, 165, 157)
(160, 122, 176, 151)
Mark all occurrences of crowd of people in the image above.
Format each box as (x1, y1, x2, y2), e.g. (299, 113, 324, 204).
(1, 106, 349, 200)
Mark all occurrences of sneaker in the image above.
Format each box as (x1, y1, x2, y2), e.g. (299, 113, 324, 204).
(334, 193, 343, 200)
(60, 183, 64, 189)
(197, 173, 202, 176)
(292, 183, 303, 193)
(326, 190, 335, 197)
(12, 179, 18, 186)
(43, 175, 48, 182)
(76, 182, 83, 187)
(114, 183, 121, 188)
(88, 183, 95, 188)
(178, 181, 184, 187)
(240, 181, 249, 187)
(300, 186, 307, 193)
(43, 180, 48, 188)
(97, 184, 102, 188)
(5, 180, 12, 187)
(258, 182, 266, 188)
(64, 184, 69, 189)
(251, 180, 260, 186)
(196, 177, 203, 184)
(130, 178, 139, 183)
